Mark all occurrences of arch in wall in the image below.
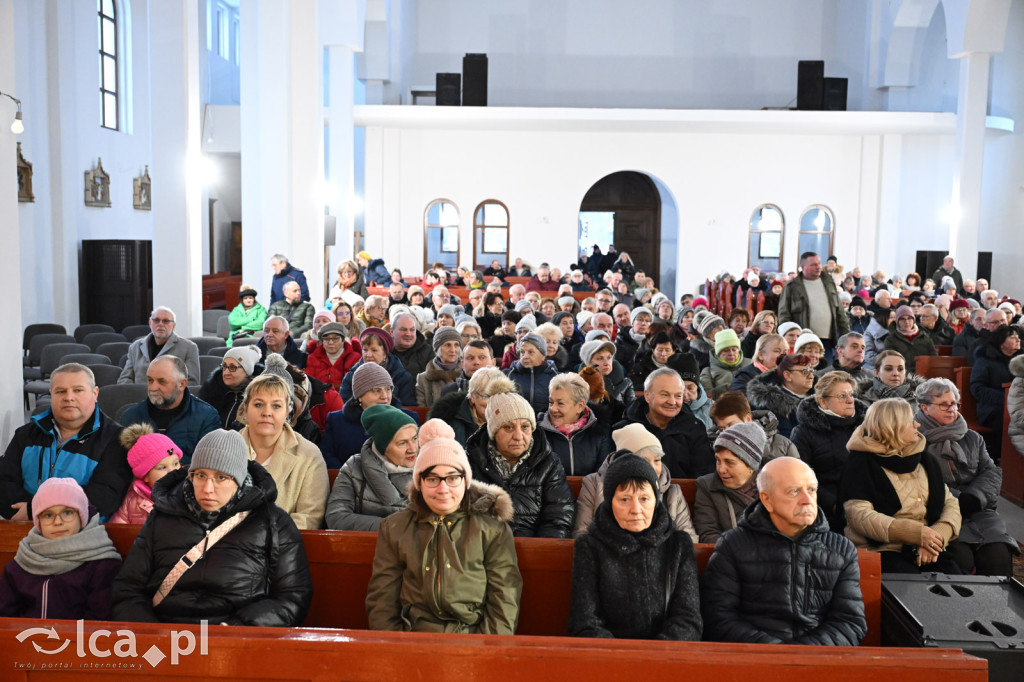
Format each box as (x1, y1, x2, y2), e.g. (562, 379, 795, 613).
(578, 171, 662, 287)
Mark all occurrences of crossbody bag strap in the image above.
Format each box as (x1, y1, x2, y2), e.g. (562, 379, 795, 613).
(153, 510, 251, 607)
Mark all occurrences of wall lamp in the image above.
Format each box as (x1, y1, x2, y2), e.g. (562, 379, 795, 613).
(0, 91, 24, 134)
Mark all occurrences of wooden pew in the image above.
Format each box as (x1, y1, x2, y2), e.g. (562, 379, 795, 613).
(201, 272, 242, 311)
(914, 355, 965, 382)
(935, 344, 953, 356)
(1000, 382, 1024, 505)
(565, 475, 697, 510)
(955, 366, 991, 435)
(0, 523, 883, 646)
(0, 618, 985, 681)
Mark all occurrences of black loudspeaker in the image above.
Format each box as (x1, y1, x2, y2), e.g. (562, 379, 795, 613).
(436, 73, 461, 106)
(462, 53, 488, 106)
(915, 250, 946, 282)
(823, 77, 848, 111)
(797, 60, 824, 110)
(977, 251, 992, 283)
(79, 240, 153, 331)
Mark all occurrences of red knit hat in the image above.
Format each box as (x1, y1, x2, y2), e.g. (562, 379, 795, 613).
(949, 299, 970, 312)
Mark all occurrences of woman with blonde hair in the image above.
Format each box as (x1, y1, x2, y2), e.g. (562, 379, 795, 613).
(841, 398, 962, 574)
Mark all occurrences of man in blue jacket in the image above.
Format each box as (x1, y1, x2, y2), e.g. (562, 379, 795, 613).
(0, 363, 131, 520)
(270, 253, 310, 305)
(119, 356, 219, 463)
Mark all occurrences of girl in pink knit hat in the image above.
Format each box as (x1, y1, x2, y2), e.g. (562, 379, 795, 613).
(108, 424, 183, 524)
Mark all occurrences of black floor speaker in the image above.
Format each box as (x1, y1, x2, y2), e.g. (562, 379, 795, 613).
(823, 77, 848, 111)
(797, 60, 824, 110)
(463, 53, 488, 106)
(436, 73, 461, 106)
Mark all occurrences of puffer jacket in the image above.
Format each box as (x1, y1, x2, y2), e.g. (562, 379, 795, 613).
(326, 438, 413, 530)
(304, 338, 362, 391)
(574, 449, 696, 541)
(971, 342, 1020, 431)
(198, 364, 265, 430)
(789, 397, 868, 531)
(689, 335, 714, 371)
(693, 472, 757, 545)
(366, 481, 522, 634)
(119, 390, 221, 463)
(465, 428, 575, 538)
(863, 317, 888, 369)
(339, 355, 416, 408)
(227, 302, 268, 346)
(415, 358, 462, 408)
(538, 409, 614, 477)
(628, 349, 659, 391)
(953, 324, 983, 360)
(915, 411, 1017, 550)
(1009, 356, 1024, 456)
(727, 362, 763, 393)
(701, 500, 866, 646)
(706, 410, 799, 463)
(924, 317, 956, 348)
(427, 391, 483, 446)
(700, 353, 752, 400)
(569, 502, 702, 641)
(614, 399, 715, 479)
(504, 359, 559, 415)
(745, 370, 807, 438)
(883, 324, 935, 373)
(267, 299, 317, 337)
(603, 359, 636, 417)
(319, 399, 419, 469)
(363, 258, 391, 287)
(110, 464, 313, 626)
(240, 425, 329, 530)
(109, 480, 156, 525)
(614, 331, 641, 373)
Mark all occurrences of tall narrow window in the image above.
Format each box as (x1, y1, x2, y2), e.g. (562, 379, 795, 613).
(748, 204, 784, 273)
(98, 0, 119, 130)
(798, 205, 835, 261)
(473, 200, 509, 272)
(424, 200, 460, 274)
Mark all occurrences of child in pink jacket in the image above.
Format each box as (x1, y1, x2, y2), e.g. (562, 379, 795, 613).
(109, 425, 183, 524)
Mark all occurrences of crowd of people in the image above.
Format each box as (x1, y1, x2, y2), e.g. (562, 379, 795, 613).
(2, 247, 1023, 643)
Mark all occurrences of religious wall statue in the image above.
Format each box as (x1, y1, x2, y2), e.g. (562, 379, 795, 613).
(84, 158, 111, 207)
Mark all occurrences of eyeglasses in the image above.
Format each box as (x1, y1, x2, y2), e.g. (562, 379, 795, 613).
(461, 333, 480, 340)
(789, 368, 815, 376)
(38, 509, 79, 524)
(189, 471, 236, 487)
(421, 474, 465, 488)
(150, 318, 174, 324)
(925, 401, 961, 411)
(825, 393, 854, 401)
(221, 363, 242, 372)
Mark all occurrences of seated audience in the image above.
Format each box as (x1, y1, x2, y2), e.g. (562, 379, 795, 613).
(841, 399, 962, 574)
(740, 310, 776, 359)
(694, 422, 766, 545)
(729, 332, 786, 393)
(971, 324, 1022, 456)
(110, 426, 183, 524)
(112, 430, 313, 625)
(304, 322, 361, 391)
(883, 305, 936, 373)
(504, 333, 559, 415)
(569, 455, 702, 641)
(199, 345, 264, 429)
(268, 281, 316, 337)
(790, 371, 868, 531)
(700, 328, 751, 400)
(538, 373, 614, 477)
(120, 356, 220, 463)
(429, 368, 516, 446)
(227, 286, 268, 346)
(707, 391, 799, 462)
(326, 406, 421, 531)
(119, 306, 202, 386)
(415, 327, 463, 408)
(465, 392, 575, 538)
(339, 327, 416, 407)
(0, 363, 130, 521)
(257, 315, 307, 368)
(819, 332, 872, 393)
(0, 478, 122, 619)
(702, 457, 866, 645)
(746, 353, 816, 438)
(861, 350, 922, 410)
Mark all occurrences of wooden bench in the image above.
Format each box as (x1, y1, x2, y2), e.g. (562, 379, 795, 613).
(201, 272, 242, 311)
(1001, 382, 1023, 505)
(955, 366, 992, 436)
(914, 355, 966, 382)
(0, 618, 985, 681)
(0, 522, 883, 646)
(565, 475, 697, 509)
(935, 344, 953, 356)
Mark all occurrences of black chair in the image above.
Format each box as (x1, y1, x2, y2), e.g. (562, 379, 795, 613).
(207, 346, 230, 358)
(23, 323, 67, 357)
(82, 331, 128, 352)
(73, 324, 116, 343)
(96, 341, 131, 366)
(203, 310, 230, 337)
(61, 353, 111, 367)
(232, 336, 260, 347)
(216, 316, 231, 340)
(25, 333, 75, 374)
(189, 336, 227, 356)
(85, 364, 123, 387)
(97, 384, 148, 421)
(199, 355, 222, 381)
(24, 342, 91, 407)
(121, 325, 151, 342)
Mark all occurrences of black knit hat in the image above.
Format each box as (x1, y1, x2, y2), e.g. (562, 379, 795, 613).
(602, 453, 661, 504)
(990, 324, 1020, 349)
(850, 296, 867, 310)
(501, 310, 522, 324)
(666, 352, 700, 384)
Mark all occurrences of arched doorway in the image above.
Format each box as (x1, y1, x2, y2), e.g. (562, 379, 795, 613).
(578, 171, 662, 287)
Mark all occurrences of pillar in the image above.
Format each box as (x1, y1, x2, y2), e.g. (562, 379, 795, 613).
(327, 45, 356, 289)
(948, 52, 989, 281)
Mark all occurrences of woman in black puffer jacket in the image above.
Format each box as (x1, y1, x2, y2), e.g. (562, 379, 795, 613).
(111, 430, 312, 626)
(465, 393, 575, 538)
(198, 346, 264, 430)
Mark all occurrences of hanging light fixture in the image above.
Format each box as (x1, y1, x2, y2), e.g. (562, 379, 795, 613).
(1, 91, 23, 134)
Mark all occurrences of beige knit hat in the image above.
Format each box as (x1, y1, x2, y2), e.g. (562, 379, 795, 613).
(485, 392, 536, 439)
(612, 423, 664, 457)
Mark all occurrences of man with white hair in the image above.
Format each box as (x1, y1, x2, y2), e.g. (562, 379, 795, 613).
(980, 289, 1000, 310)
(118, 306, 202, 386)
(257, 315, 307, 368)
(268, 280, 316, 336)
(701, 457, 866, 646)
(930, 255, 963, 295)
(505, 283, 527, 310)
(918, 303, 955, 347)
(391, 311, 433, 378)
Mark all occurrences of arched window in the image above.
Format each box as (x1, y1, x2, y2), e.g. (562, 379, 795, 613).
(424, 199, 460, 274)
(798, 205, 835, 260)
(98, 0, 119, 130)
(473, 200, 509, 272)
(748, 204, 785, 273)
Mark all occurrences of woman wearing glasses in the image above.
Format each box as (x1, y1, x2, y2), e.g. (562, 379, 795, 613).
(746, 353, 817, 438)
(915, 378, 1018, 576)
(366, 431, 522, 633)
(112, 429, 313, 625)
(198, 345, 264, 429)
(790, 371, 868, 531)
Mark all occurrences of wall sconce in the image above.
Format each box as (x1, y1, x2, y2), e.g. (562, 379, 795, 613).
(1, 91, 24, 134)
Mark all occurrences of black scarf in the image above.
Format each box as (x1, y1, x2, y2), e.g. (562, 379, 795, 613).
(840, 438, 945, 526)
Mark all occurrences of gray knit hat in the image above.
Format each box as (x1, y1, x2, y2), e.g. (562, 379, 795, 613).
(225, 345, 261, 377)
(692, 310, 711, 332)
(190, 429, 249, 487)
(630, 307, 654, 325)
(602, 453, 661, 504)
(437, 304, 461, 320)
(518, 332, 548, 356)
(698, 314, 725, 337)
(515, 315, 537, 334)
(585, 328, 611, 343)
(262, 354, 295, 395)
(351, 362, 393, 399)
(713, 422, 767, 471)
(318, 322, 347, 339)
(485, 392, 536, 439)
(432, 326, 462, 352)
(579, 340, 616, 366)
(514, 299, 534, 313)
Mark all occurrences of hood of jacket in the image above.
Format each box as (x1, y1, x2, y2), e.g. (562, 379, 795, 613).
(746, 370, 805, 418)
(1011, 354, 1024, 378)
(795, 396, 867, 433)
(405, 480, 515, 523)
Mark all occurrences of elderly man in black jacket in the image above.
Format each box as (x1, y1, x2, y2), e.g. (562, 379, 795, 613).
(700, 457, 866, 646)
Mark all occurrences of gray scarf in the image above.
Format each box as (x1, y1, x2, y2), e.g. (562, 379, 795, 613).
(15, 514, 121, 576)
(872, 377, 911, 400)
(488, 439, 532, 481)
(916, 409, 968, 465)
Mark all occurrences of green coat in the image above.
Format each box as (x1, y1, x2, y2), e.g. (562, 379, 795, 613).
(366, 481, 522, 634)
(699, 353, 752, 400)
(777, 274, 850, 341)
(227, 302, 268, 346)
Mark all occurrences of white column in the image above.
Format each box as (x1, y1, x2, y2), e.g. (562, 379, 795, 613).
(0, 0, 25, 443)
(327, 45, 355, 282)
(948, 53, 989, 281)
(150, 0, 203, 336)
(240, 0, 325, 307)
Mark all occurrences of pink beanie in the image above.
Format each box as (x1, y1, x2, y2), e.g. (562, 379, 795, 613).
(412, 437, 472, 491)
(32, 478, 89, 530)
(127, 433, 183, 479)
(418, 418, 455, 446)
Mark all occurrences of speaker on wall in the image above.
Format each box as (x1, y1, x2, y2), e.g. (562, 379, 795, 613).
(823, 77, 848, 111)
(436, 73, 461, 106)
(463, 53, 488, 106)
(797, 60, 824, 110)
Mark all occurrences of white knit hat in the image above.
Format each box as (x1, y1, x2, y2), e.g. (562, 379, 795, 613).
(485, 392, 536, 439)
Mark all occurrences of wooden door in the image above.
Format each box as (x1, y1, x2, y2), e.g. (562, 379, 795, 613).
(614, 209, 659, 283)
(580, 171, 661, 285)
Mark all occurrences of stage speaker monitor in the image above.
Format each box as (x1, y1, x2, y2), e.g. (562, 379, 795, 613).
(436, 73, 461, 106)
(797, 60, 824, 110)
(463, 53, 488, 106)
(823, 77, 848, 111)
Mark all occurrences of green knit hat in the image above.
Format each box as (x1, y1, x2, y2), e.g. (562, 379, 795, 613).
(714, 328, 741, 355)
(360, 404, 416, 453)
